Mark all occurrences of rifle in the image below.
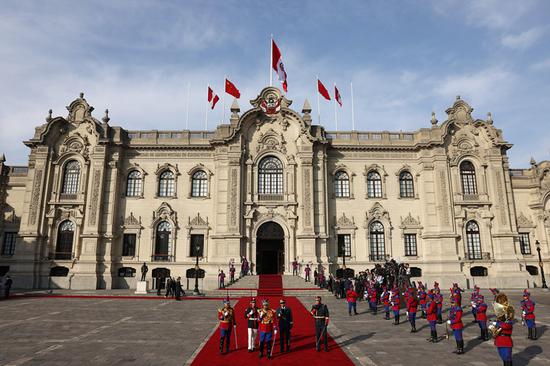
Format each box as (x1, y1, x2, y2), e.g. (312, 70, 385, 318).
(271, 328, 277, 357)
(234, 324, 238, 349)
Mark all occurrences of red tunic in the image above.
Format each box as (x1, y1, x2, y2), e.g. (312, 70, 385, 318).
(258, 308, 276, 333)
(426, 301, 437, 321)
(346, 290, 359, 303)
(368, 288, 377, 302)
(449, 306, 463, 330)
(476, 303, 488, 321)
(521, 300, 536, 320)
(407, 297, 418, 313)
(218, 307, 235, 330)
(494, 321, 513, 347)
(391, 296, 400, 311)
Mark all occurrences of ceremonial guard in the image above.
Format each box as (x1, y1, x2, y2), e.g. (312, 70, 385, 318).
(244, 297, 259, 352)
(406, 288, 418, 333)
(489, 292, 514, 366)
(217, 299, 236, 354)
(447, 296, 464, 354)
(218, 270, 226, 289)
(434, 283, 443, 324)
(520, 289, 536, 340)
(304, 264, 311, 282)
(470, 285, 481, 322)
(450, 283, 463, 306)
(390, 289, 400, 325)
(229, 264, 236, 284)
(418, 282, 427, 318)
(276, 298, 293, 353)
(381, 286, 391, 320)
(476, 295, 489, 341)
(367, 285, 378, 315)
(426, 291, 438, 342)
(292, 258, 299, 276)
(258, 299, 277, 359)
(310, 296, 330, 352)
(346, 287, 359, 316)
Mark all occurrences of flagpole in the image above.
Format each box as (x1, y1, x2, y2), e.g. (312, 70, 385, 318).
(223, 75, 226, 124)
(270, 34, 273, 87)
(205, 84, 209, 130)
(350, 81, 356, 131)
(185, 82, 190, 130)
(316, 76, 321, 124)
(334, 83, 338, 131)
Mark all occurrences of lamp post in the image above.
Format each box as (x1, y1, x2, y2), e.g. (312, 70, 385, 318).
(193, 244, 201, 295)
(536, 240, 548, 289)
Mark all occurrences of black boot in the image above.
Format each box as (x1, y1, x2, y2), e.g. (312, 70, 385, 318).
(457, 340, 464, 354)
(532, 328, 537, 340)
(484, 329, 490, 341)
(478, 329, 484, 340)
(437, 314, 443, 324)
(421, 311, 426, 319)
(433, 330, 438, 342)
(226, 338, 230, 354)
(385, 311, 390, 320)
(267, 341, 272, 359)
(219, 337, 225, 354)
(411, 323, 417, 333)
(259, 341, 264, 358)
(394, 315, 399, 325)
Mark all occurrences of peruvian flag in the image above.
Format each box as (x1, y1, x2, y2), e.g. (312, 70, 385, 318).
(207, 86, 219, 109)
(272, 39, 288, 92)
(335, 85, 343, 106)
(317, 79, 331, 100)
(225, 78, 241, 99)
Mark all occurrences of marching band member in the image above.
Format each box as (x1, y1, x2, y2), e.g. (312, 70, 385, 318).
(489, 293, 515, 366)
(447, 296, 464, 354)
(520, 289, 537, 340)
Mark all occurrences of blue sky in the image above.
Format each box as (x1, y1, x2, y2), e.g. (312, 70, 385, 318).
(1, 0, 549, 167)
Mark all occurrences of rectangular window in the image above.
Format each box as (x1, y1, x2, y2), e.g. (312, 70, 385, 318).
(519, 233, 531, 255)
(2, 232, 17, 256)
(404, 234, 417, 256)
(337, 234, 351, 257)
(190, 234, 204, 257)
(122, 234, 136, 256)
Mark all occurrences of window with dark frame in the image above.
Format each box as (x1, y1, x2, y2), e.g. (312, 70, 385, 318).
(2, 232, 17, 256)
(519, 233, 532, 255)
(118, 267, 136, 277)
(126, 170, 142, 197)
(191, 170, 208, 197)
(337, 234, 351, 257)
(369, 221, 385, 260)
(122, 233, 136, 256)
(158, 170, 175, 197)
(55, 220, 75, 260)
(399, 171, 414, 198)
(460, 161, 477, 195)
(404, 233, 417, 256)
(62, 160, 80, 195)
(190, 234, 205, 257)
(154, 221, 171, 260)
(466, 220, 482, 260)
(367, 171, 382, 198)
(258, 156, 283, 195)
(334, 171, 350, 198)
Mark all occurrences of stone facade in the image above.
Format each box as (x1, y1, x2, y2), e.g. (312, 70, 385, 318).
(0, 87, 549, 290)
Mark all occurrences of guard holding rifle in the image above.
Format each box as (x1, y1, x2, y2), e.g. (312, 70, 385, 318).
(310, 296, 330, 352)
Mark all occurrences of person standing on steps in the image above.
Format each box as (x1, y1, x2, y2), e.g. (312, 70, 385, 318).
(218, 270, 226, 289)
(448, 296, 464, 355)
(276, 298, 293, 353)
(217, 299, 236, 354)
(292, 258, 299, 276)
(310, 296, 330, 352)
(304, 264, 311, 282)
(229, 263, 236, 284)
(245, 297, 259, 352)
(258, 299, 277, 359)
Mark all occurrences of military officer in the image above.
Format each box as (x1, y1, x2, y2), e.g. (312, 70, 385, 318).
(276, 298, 293, 353)
(520, 289, 537, 340)
(448, 296, 464, 354)
(258, 299, 277, 359)
(244, 297, 259, 352)
(217, 299, 236, 354)
(476, 295, 489, 341)
(310, 296, 330, 352)
(490, 292, 514, 366)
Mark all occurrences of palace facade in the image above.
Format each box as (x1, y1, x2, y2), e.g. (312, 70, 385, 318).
(1, 87, 549, 290)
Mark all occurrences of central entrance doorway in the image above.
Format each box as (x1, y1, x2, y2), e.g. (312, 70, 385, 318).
(256, 222, 284, 274)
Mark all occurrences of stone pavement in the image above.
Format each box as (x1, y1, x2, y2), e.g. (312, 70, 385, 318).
(297, 289, 550, 366)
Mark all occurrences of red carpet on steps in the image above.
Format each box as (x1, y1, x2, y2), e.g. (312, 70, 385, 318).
(257, 274, 283, 296)
(191, 275, 354, 366)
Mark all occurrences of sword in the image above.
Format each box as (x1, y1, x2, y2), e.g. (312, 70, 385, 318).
(234, 324, 238, 350)
(271, 329, 277, 357)
(316, 324, 327, 349)
(445, 321, 449, 340)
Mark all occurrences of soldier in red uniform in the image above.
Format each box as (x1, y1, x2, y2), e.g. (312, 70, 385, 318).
(217, 299, 236, 354)
(346, 287, 359, 316)
(390, 289, 400, 325)
(258, 299, 277, 359)
(476, 296, 489, 341)
(426, 291, 438, 342)
(520, 289, 537, 340)
(367, 285, 378, 315)
(381, 286, 390, 320)
(447, 296, 464, 354)
(406, 287, 418, 333)
(417, 282, 427, 318)
(489, 293, 514, 366)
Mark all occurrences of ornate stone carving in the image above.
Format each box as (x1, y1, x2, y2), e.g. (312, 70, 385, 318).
(365, 202, 391, 226)
(189, 213, 208, 227)
(303, 167, 312, 227)
(250, 86, 292, 118)
(88, 169, 101, 226)
(152, 202, 177, 227)
(438, 170, 450, 225)
(516, 212, 534, 228)
(124, 212, 141, 226)
(256, 129, 287, 154)
(28, 169, 43, 225)
(336, 213, 355, 228)
(445, 96, 474, 124)
(401, 213, 421, 228)
(227, 168, 238, 228)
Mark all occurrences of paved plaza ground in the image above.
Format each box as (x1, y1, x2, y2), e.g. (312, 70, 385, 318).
(0, 286, 548, 365)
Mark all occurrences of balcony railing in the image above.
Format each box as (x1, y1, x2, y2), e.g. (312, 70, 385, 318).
(467, 252, 491, 261)
(151, 254, 173, 262)
(369, 254, 390, 262)
(59, 194, 78, 200)
(258, 194, 284, 201)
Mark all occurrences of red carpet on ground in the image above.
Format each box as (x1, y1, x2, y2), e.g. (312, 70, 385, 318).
(191, 275, 354, 366)
(257, 274, 283, 297)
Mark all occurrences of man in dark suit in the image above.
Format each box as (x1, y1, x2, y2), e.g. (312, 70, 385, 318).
(276, 298, 293, 353)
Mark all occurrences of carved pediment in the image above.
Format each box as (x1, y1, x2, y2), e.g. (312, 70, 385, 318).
(66, 93, 95, 123)
(336, 213, 355, 228)
(400, 213, 421, 228)
(59, 133, 90, 157)
(124, 212, 141, 226)
(250, 87, 292, 118)
(445, 96, 474, 124)
(152, 202, 177, 227)
(256, 129, 287, 154)
(365, 202, 391, 228)
(189, 213, 209, 227)
(516, 212, 534, 228)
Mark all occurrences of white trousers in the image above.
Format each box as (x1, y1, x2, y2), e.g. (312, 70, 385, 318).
(248, 328, 258, 350)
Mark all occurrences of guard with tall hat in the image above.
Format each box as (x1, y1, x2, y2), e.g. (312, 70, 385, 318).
(310, 296, 330, 352)
(244, 297, 259, 352)
(258, 298, 277, 359)
(520, 289, 537, 340)
(276, 298, 293, 353)
(390, 288, 401, 325)
(470, 285, 481, 323)
(217, 298, 236, 354)
(426, 291, 439, 343)
(434, 282, 443, 324)
(418, 281, 427, 318)
(381, 286, 390, 320)
(448, 296, 464, 354)
(489, 292, 514, 366)
(476, 295, 489, 341)
(406, 287, 418, 333)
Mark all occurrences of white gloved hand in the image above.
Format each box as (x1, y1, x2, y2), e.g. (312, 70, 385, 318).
(406, 311, 409, 317)
(249, 310, 254, 316)
(224, 312, 228, 317)
(522, 311, 526, 316)
(447, 320, 451, 324)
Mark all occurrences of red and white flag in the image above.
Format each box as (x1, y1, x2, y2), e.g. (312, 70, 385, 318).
(225, 78, 240, 99)
(208, 86, 219, 109)
(334, 85, 342, 106)
(272, 39, 288, 92)
(317, 79, 331, 100)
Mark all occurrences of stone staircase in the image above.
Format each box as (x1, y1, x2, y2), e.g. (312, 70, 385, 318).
(206, 275, 259, 298)
(282, 275, 330, 297)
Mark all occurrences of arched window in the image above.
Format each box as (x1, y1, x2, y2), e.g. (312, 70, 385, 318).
(367, 171, 382, 198)
(158, 171, 175, 197)
(369, 221, 385, 261)
(460, 161, 477, 195)
(399, 171, 414, 198)
(154, 221, 171, 261)
(62, 160, 80, 195)
(191, 170, 208, 197)
(334, 171, 350, 198)
(55, 220, 75, 259)
(258, 156, 283, 196)
(466, 220, 482, 260)
(126, 170, 142, 197)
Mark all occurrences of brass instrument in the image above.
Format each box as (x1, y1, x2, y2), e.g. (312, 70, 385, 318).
(488, 293, 514, 337)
